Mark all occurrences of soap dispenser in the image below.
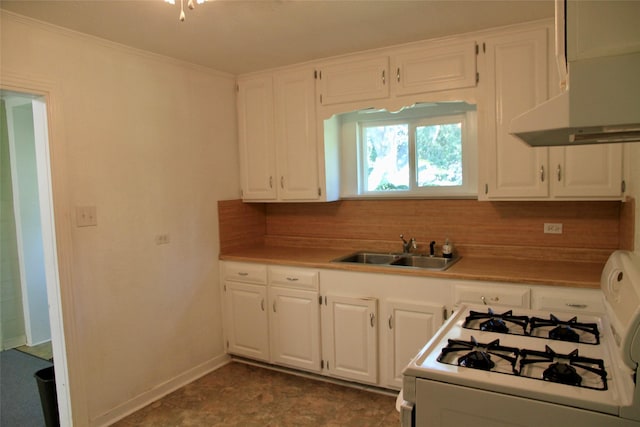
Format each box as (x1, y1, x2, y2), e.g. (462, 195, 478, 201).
(442, 238, 453, 259)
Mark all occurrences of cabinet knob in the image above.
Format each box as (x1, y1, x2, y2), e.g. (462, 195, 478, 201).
(370, 312, 376, 327)
(382, 70, 385, 84)
(557, 165, 562, 182)
(396, 67, 400, 83)
(388, 315, 393, 329)
(540, 165, 545, 182)
(260, 299, 265, 311)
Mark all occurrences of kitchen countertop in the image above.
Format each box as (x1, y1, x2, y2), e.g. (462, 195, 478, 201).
(219, 245, 605, 289)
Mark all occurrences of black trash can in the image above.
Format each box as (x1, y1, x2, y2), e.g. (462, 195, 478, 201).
(34, 366, 60, 427)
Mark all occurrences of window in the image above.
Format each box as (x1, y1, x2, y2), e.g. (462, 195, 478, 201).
(339, 102, 477, 198)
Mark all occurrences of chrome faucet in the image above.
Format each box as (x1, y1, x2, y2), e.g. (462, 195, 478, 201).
(400, 234, 417, 253)
(429, 241, 436, 257)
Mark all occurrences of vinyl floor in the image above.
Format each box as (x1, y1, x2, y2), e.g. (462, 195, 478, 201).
(113, 361, 400, 427)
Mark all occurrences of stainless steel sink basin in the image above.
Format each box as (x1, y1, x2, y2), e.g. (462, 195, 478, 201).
(390, 255, 460, 271)
(332, 252, 402, 265)
(332, 252, 460, 271)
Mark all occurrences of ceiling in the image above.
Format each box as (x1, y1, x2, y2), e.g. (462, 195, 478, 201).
(0, 0, 554, 75)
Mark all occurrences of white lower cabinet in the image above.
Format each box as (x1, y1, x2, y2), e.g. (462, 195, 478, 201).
(383, 300, 444, 389)
(268, 266, 321, 372)
(321, 295, 378, 384)
(224, 281, 270, 361)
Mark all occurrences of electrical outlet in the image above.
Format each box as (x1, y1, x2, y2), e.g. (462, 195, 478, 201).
(76, 206, 97, 227)
(155, 234, 170, 245)
(543, 223, 563, 234)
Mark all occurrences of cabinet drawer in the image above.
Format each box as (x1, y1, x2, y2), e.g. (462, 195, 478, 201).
(453, 284, 530, 309)
(269, 266, 319, 290)
(531, 288, 604, 315)
(223, 262, 267, 284)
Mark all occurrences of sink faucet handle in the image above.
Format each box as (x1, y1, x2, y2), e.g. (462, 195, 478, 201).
(429, 241, 436, 257)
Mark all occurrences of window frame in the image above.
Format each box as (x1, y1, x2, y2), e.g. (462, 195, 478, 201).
(347, 106, 477, 199)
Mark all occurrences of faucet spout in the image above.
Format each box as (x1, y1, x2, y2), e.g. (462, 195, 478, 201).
(400, 234, 417, 253)
(429, 241, 436, 257)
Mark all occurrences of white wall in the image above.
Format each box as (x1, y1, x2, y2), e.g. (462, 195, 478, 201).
(1, 11, 240, 425)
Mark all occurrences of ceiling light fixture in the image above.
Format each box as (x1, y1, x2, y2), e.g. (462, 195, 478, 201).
(165, 0, 205, 22)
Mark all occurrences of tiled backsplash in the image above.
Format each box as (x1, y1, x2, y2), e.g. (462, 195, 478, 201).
(219, 198, 635, 263)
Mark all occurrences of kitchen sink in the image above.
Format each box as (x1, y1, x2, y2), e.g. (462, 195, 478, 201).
(390, 255, 460, 271)
(332, 252, 402, 265)
(332, 252, 460, 271)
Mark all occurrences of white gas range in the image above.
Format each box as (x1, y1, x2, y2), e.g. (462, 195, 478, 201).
(400, 250, 640, 427)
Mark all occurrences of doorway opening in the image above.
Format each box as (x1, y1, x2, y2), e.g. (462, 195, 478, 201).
(0, 87, 69, 425)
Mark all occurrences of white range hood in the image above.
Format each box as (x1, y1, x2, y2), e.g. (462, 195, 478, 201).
(510, 1, 640, 147)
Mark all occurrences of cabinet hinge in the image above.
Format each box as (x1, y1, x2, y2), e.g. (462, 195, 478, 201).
(622, 180, 627, 193)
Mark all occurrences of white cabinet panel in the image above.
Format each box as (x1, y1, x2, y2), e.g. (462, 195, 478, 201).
(237, 75, 277, 200)
(480, 26, 550, 199)
(322, 295, 378, 384)
(550, 144, 624, 198)
(317, 56, 389, 106)
(224, 281, 270, 361)
(453, 283, 531, 309)
(274, 67, 320, 200)
(392, 39, 477, 96)
(384, 300, 444, 389)
(269, 286, 321, 372)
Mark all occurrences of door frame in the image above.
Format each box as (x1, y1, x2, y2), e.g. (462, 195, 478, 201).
(1, 70, 85, 425)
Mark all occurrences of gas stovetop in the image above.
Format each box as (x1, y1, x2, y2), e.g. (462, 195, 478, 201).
(462, 308, 600, 344)
(436, 335, 608, 390)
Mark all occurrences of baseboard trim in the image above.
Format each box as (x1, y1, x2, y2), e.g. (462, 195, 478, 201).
(91, 353, 230, 427)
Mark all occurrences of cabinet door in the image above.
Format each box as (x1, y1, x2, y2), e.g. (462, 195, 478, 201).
(385, 300, 444, 389)
(480, 26, 550, 199)
(322, 295, 378, 384)
(317, 56, 389, 106)
(237, 75, 277, 200)
(269, 287, 321, 372)
(274, 67, 320, 200)
(550, 144, 624, 198)
(224, 281, 269, 361)
(392, 39, 477, 96)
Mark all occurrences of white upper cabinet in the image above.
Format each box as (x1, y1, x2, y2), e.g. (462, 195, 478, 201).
(549, 144, 624, 198)
(274, 67, 320, 200)
(316, 56, 390, 106)
(237, 66, 338, 202)
(392, 39, 477, 96)
(315, 38, 477, 110)
(479, 25, 551, 199)
(237, 75, 277, 200)
(478, 21, 626, 201)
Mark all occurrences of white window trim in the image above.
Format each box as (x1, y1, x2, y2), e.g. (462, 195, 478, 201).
(339, 106, 478, 199)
